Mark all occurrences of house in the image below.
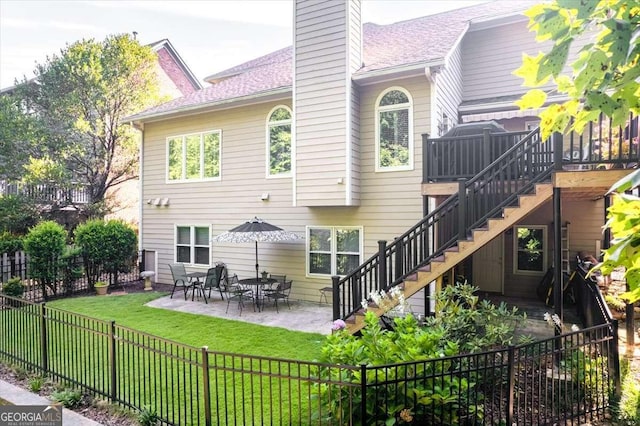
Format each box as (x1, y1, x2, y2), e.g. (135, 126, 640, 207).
(128, 0, 636, 330)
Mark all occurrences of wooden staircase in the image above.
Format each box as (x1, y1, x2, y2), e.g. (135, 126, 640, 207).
(345, 182, 553, 334)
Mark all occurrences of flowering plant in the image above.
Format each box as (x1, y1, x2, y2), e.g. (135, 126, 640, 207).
(360, 285, 409, 315)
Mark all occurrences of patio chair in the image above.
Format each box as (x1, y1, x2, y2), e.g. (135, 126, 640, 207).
(203, 265, 225, 300)
(168, 263, 194, 300)
(265, 279, 292, 313)
(224, 274, 255, 315)
(264, 274, 286, 295)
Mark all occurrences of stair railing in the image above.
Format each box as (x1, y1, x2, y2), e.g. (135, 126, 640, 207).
(332, 127, 559, 321)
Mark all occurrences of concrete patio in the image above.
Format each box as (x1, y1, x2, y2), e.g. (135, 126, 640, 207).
(146, 293, 335, 335)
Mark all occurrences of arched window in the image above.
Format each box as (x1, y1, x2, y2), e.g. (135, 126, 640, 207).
(266, 106, 292, 177)
(375, 87, 413, 171)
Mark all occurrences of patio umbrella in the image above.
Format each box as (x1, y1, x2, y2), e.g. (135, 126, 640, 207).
(211, 217, 302, 279)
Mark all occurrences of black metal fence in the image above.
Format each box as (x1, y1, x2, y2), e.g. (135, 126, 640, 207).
(0, 250, 143, 302)
(0, 294, 620, 425)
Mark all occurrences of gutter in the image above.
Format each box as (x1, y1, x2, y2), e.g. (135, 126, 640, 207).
(352, 60, 445, 85)
(126, 87, 292, 123)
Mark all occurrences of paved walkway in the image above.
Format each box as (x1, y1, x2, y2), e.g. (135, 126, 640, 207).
(146, 293, 335, 335)
(0, 379, 103, 425)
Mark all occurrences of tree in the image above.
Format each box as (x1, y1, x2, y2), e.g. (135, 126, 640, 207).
(13, 34, 162, 214)
(0, 95, 47, 180)
(516, 0, 640, 303)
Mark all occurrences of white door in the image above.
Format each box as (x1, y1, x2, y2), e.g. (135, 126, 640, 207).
(472, 234, 504, 293)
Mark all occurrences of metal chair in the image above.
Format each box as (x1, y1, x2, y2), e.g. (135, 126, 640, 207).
(168, 263, 194, 300)
(265, 280, 292, 313)
(203, 265, 225, 300)
(224, 274, 254, 315)
(264, 274, 286, 296)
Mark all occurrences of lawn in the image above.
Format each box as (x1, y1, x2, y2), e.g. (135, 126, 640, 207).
(48, 292, 325, 361)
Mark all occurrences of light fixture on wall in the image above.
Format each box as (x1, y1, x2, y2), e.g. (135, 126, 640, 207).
(153, 198, 161, 206)
(261, 192, 270, 201)
(160, 198, 170, 207)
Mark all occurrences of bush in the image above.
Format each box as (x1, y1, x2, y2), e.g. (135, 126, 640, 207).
(2, 277, 24, 298)
(137, 406, 160, 426)
(23, 221, 67, 299)
(74, 219, 137, 287)
(315, 312, 471, 424)
(424, 282, 526, 353)
(0, 195, 39, 235)
(0, 232, 23, 253)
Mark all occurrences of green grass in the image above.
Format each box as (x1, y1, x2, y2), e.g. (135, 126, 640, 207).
(0, 293, 330, 424)
(48, 292, 325, 360)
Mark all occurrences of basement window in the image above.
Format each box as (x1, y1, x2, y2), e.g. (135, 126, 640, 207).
(514, 225, 547, 275)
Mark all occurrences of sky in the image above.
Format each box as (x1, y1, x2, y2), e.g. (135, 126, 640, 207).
(0, 0, 490, 88)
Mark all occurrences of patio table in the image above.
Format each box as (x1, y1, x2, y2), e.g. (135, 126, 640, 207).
(238, 278, 277, 311)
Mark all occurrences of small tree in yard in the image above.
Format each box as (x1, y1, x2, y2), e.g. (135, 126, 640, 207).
(102, 220, 137, 288)
(74, 219, 137, 288)
(23, 221, 66, 300)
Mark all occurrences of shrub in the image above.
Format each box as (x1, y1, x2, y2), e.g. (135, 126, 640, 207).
(23, 221, 67, 299)
(75, 219, 137, 287)
(0, 232, 23, 253)
(315, 312, 473, 424)
(2, 277, 24, 298)
(137, 406, 160, 426)
(28, 376, 44, 393)
(424, 282, 526, 353)
(0, 195, 39, 235)
(74, 219, 106, 287)
(51, 388, 83, 408)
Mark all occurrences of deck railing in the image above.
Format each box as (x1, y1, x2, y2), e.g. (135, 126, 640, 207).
(332, 127, 555, 322)
(424, 113, 638, 182)
(0, 295, 620, 425)
(0, 181, 90, 204)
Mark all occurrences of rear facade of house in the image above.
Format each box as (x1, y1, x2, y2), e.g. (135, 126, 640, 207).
(131, 0, 636, 319)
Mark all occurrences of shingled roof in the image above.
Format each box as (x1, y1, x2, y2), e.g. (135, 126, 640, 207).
(129, 0, 535, 122)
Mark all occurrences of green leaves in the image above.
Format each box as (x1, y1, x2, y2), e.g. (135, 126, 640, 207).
(516, 0, 640, 137)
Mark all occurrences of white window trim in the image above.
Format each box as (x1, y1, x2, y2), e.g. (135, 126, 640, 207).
(374, 86, 414, 173)
(513, 225, 547, 276)
(306, 225, 363, 278)
(174, 225, 211, 267)
(265, 105, 293, 179)
(166, 129, 222, 183)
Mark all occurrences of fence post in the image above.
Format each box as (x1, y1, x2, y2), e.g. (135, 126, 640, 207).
(109, 321, 117, 402)
(40, 303, 48, 373)
(506, 345, 515, 426)
(378, 240, 387, 290)
(458, 179, 467, 241)
(331, 276, 341, 321)
(611, 320, 621, 398)
(360, 364, 367, 423)
(201, 346, 212, 426)
(423, 133, 431, 182)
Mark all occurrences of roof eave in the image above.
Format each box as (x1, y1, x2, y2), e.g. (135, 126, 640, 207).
(153, 39, 203, 91)
(127, 86, 292, 124)
(352, 60, 445, 86)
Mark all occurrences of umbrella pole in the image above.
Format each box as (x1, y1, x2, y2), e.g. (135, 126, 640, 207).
(255, 241, 259, 279)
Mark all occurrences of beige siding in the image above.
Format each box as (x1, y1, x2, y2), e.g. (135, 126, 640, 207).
(462, 21, 593, 103)
(462, 21, 554, 102)
(141, 74, 430, 303)
(437, 42, 463, 132)
(295, 0, 355, 206)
